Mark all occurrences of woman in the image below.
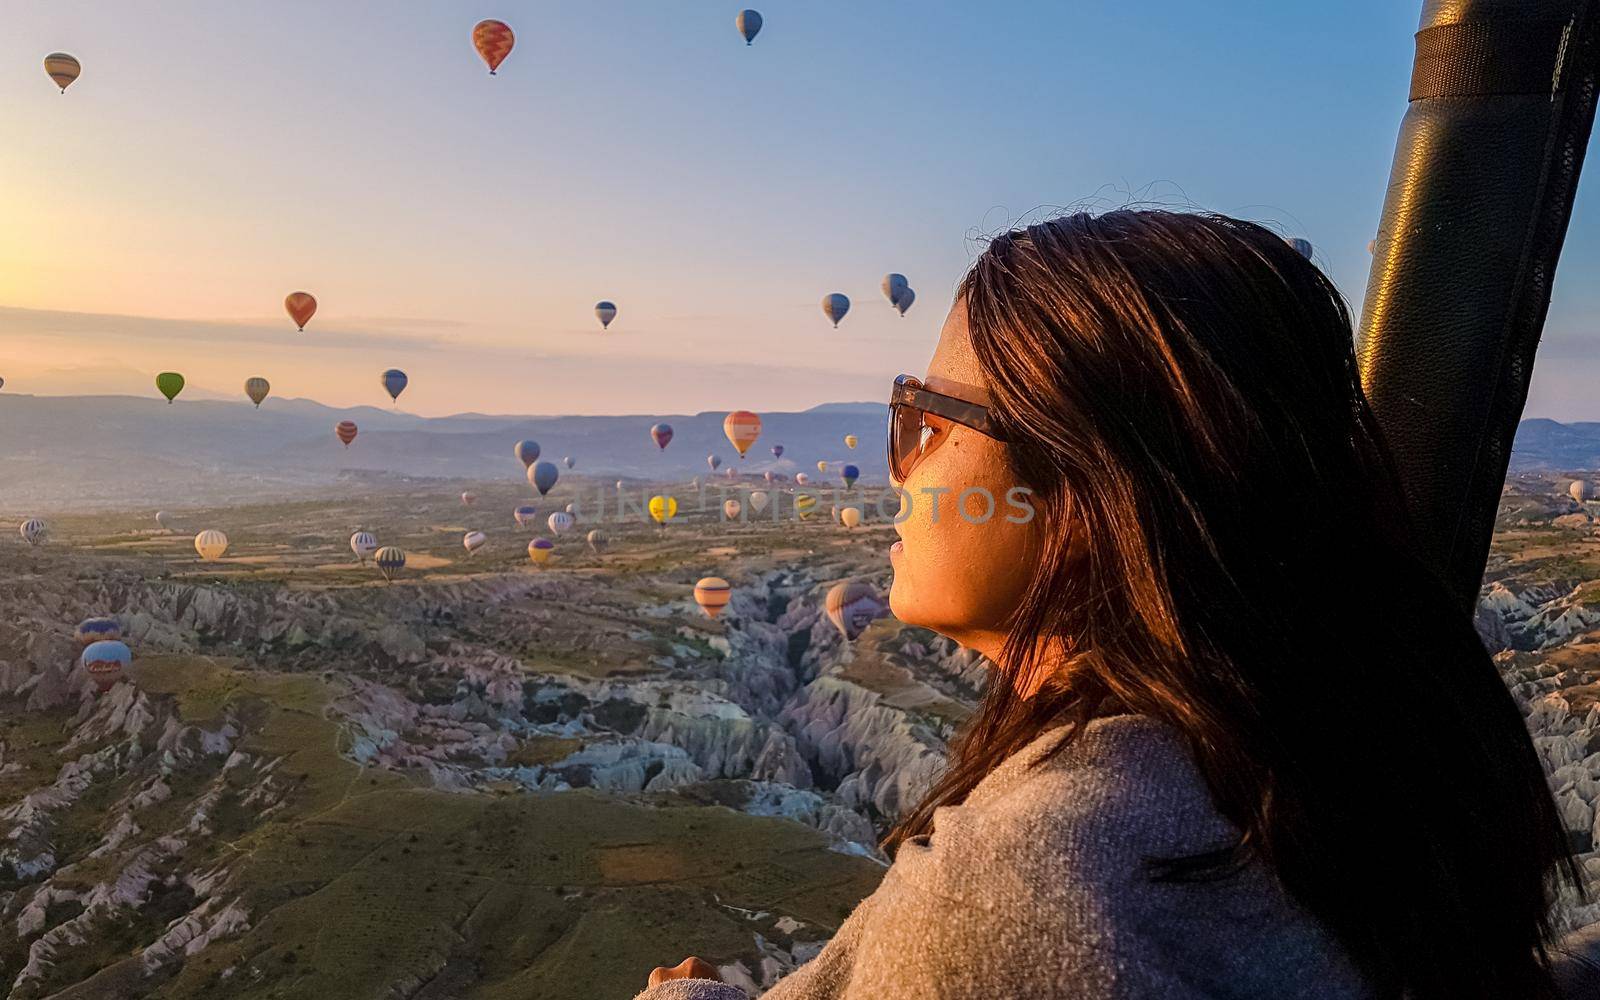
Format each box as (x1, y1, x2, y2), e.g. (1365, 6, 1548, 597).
(635, 210, 1581, 999)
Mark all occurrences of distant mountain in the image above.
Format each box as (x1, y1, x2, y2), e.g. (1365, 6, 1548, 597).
(0, 393, 888, 511)
(1508, 418, 1600, 471)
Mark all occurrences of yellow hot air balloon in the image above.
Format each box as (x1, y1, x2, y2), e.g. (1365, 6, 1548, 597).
(723, 499, 742, 520)
(795, 495, 817, 519)
(194, 529, 228, 561)
(844, 434, 858, 450)
(723, 410, 762, 458)
(649, 495, 678, 525)
(244, 377, 270, 408)
(817, 461, 828, 474)
(694, 577, 732, 619)
(840, 506, 862, 529)
(44, 53, 80, 93)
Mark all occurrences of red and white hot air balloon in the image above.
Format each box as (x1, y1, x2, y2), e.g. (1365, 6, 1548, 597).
(472, 20, 515, 75)
(335, 421, 358, 448)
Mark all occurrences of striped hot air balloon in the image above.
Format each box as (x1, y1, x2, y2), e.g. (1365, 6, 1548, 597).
(595, 301, 617, 329)
(586, 529, 606, 553)
(821, 293, 850, 327)
(826, 581, 886, 641)
(380, 369, 408, 404)
(723, 410, 762, 457)
(81, 640, 131, 693)
(44, 53, 80, 92)
(244, 377, 270, 408)
(75, 617, 122, 646)
(527, 537, 554, 564)
(335, 421, 358, 447)
(20, 518, 47, 546)
(694, 577, 732, 618)
(472, 19, 515, 74)
(375, 546, 406, 581)
(195, 529, 228, 561)
(795, 495, 818, 519)
(650, 423, 674, 450)
(547, 512, 573, 534)
(350, 531, 377, 564)
(463, 530, 488, 555)
(284, 292, 317, 331)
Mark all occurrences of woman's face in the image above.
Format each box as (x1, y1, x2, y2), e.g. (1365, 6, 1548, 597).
(889, 300, 1045, 663)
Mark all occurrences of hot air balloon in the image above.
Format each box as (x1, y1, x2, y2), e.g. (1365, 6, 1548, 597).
(724, 467, 736, 479)
(895, 287, 916, 316)
(351, 531, 378, 564)
(795, 495, 817, 519)
(44, 53, 80, 93)
(695, 577, 732, 618)
(461, 491, 477, 506)
(821, 293, 850, 327)
(586, 529, 606, 553)
(563, 455, 575, 470)
(881, 273, 908, 304)
(242, 377, 271, 409)
(195, 529, 228, 561)
(771, 444, 784, 459)
(514, 440, 541, 466)
(547, 511, 573, 534)
(565, 502, 578, 516)
(375, 546, 406, 582)
(841, 464, 859, 488)
(840, 506, 862, 529)
(723, 499, 742, 520)
(826, 580, 886, 641)
(472, 19, 515, 74)
(649, 495, 678, 525)
(75, 617, 121, 646)
(155, 511, 172, 531)
(156, 372, 185, 404)
(527, 537, 554, 564)
(285, 292, 317, 331)
(844, 434, 858, 450)
(530, 460, 559, 496)
(817, 461, 829, 473)
(380, 369, 408, 404)
(723, 410, 762, 457)
(650, 423, 674, 450)
(1286, 237, 1314, 260)
(514, 504, 538, 528)
(595, 301, 617, 329)
(336, 421, 358, 448)
(795, 472, 810, 486)
(616, 480, 626, 491)
(20, 519, 47, 546)
(463, 530, 488, 555)
(750, 491, 770, 514)
(81, 640, 131, 693)
(1572, 480, 1591, 503)
(736, 9, 763, 45)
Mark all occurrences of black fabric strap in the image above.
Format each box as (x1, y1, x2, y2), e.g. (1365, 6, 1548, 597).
(1410, 19, 1572, 100)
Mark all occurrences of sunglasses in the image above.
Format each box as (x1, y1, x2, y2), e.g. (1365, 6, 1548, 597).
(887, 373, 1009, 483)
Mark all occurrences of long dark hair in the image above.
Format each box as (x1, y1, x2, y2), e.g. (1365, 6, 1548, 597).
(880, 209, 1580, 998)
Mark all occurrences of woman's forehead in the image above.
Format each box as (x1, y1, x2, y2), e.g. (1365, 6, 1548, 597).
(925, 300, 991, 404)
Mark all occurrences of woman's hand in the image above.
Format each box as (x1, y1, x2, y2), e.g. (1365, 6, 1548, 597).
(647, 956, 722, 986)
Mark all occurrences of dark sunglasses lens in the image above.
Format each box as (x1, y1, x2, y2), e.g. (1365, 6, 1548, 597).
(889, 403, 920, 481)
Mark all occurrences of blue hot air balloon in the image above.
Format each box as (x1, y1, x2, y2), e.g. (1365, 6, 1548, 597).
(75, 617, 122, 646)
(841, 464, 859, 488)
(81, 639, 132, 692)
(821, 293, 850, 327)
(736, 9, 763, 45)
(771, 444, 784, 459)
(380, 368, 408, 403)
(515, 440, 541, 467)
(531, 460, 559, 496)
(514, 504, 538, 528)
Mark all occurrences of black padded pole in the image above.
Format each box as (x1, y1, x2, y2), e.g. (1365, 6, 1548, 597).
(1357, 0, 1600, 615)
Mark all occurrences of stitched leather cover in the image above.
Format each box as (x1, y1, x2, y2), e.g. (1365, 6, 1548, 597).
(1356, 0, 1600, 614)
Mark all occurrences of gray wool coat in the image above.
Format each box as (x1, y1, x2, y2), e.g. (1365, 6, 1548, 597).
(632, 713, 1374, 999)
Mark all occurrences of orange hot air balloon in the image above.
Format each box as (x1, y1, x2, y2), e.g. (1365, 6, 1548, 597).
(285, 292, 317, 331)
(723, 410, 762, 458)
(335, 420, 358, 448)
(694, 577, 732, 619)
(473, 20, 515, 75)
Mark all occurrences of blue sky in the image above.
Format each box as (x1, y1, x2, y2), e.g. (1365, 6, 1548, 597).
(3, 1, 1598, 418)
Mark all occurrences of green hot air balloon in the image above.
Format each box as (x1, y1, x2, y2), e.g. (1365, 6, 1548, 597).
(156, 372, 185, 404)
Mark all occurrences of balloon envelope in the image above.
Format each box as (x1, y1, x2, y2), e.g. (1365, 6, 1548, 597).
(380, 369, 408, 402)
(195, 529, 228, 561)
(695, 577, 732, 618)
(826, 581, 886, 640)
(650, 423, 674, 450)
(527, 537, 554, 563)
(595, 301, 617, 329)
(375, 546, 406, 580)
(335, 421, 358, 447)
(840, 506, 862, 528)
(45, 53, 81, 92)
(881, 273, 908, 303)
(586, 529, 606, 553)
(530, 460, 559, 495)
(285, 291, 317, 330)
(723, 499, 742, 520)
(1572, 480, 1591, 503)
(20, 518, 47, 546)
(156, 372, 185, 403)
(244, 377, 270, 408)
(81, 640, 131, 692)
(795, 473, 810, 485)
(514, 440, 541, 467)
(461, 491, 477, 506)
(844, 434, 858, 450)
(750, 491, 770, 514)
(75, 617, 122, 646)
(708, 454, 722, 471)
(547, 512, 573, 534)
(821, 293, 850, 327)
(649, 495, 678, 524)
(895, 287, 916, 316)
(841, 464, 859, 487)
(514, 504, 538, 528)
(736, 9, 763, 44)
(472, 19, 516, 74)
(564, 456, 575, 469)
(463, 530, 487, 554)
(723, 410, 762, 456)
(155, 511, 172, 530)
(350, 531, 378, 563)
(771, 444, 784, 459)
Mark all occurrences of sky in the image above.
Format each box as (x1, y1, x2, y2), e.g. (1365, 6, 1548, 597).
(4, 1, 1600, 419)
